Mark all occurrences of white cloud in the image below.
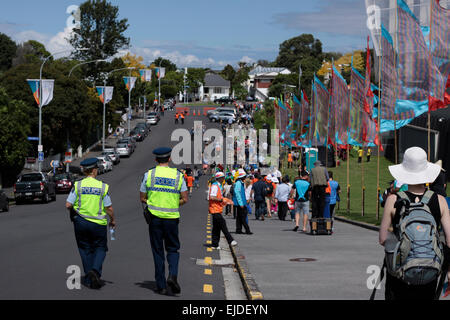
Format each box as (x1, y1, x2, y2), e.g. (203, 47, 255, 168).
(239, 56, 254, 64)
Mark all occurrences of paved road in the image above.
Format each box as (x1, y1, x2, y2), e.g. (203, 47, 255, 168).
(0, 110, 241, 300)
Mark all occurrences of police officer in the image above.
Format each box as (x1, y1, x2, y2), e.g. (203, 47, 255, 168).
(139, 147, 189, 295)
(65, 158, 116, 289)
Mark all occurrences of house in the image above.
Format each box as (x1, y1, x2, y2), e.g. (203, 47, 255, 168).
(247, 66, 292, 101)
(199, 72, 231, 102)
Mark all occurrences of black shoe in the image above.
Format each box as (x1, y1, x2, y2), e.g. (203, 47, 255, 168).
(87, 270, 102, 290)
(293, 226, 299, 232)
(155, 288, 168, 295)
(235, 231, 244, 234)
(167, 275, 181, 294)
(245, 231, 253, 235)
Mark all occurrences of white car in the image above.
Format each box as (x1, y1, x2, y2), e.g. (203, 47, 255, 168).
(146, 115, 158, 125)
(116, 143, 131, 157)
(96, 156, 113, 172)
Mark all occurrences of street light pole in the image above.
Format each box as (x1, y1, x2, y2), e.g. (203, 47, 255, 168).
(38, 48, 87, 172)
(158, 61, 161, 110)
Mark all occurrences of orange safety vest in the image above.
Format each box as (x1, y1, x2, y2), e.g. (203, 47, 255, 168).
(180, 113, 185, 119)
(288, 153, 293, 162)
(209, 182, 224, 214)
(325, 181, 331, 194)
(175, 114, 179, 119)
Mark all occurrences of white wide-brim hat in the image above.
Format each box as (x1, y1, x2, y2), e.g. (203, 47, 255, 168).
(389, 147, 441, 185)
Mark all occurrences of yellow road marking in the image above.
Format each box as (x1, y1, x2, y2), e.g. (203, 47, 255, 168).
(204, 269, 212, 275)
(206, 240, 212, 244)
(206, 235, 211, 239)
(207, 230, 211, 234)
(207, 248, 212, 252)
(204, 257, 212, 265)
(203, 284, 213, 293)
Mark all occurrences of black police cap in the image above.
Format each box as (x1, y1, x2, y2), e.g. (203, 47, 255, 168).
(153, 147, 172, 158)
(80, 158, 98, 170)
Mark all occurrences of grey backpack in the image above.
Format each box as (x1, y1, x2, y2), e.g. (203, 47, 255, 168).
(385, 190, 444, 286)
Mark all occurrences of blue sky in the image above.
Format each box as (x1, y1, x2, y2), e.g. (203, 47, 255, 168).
(0, 0, 369, 68)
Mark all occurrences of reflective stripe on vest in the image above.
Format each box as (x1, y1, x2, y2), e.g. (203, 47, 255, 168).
(74, 178, 107, 222)
(146, 167, 182, 218)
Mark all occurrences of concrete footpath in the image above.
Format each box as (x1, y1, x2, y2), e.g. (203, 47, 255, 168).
(225, 213, 386, 300)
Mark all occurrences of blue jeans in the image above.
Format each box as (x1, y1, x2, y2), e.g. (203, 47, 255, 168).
(254, 201, 266, 219)
(73, 215, 108, 279)
(149, 216, 180, 290)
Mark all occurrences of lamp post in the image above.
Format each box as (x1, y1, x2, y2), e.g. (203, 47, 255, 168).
(68, 59, 107, 78)
(103, 67, 136, 150)
(38, 48, 88, 172)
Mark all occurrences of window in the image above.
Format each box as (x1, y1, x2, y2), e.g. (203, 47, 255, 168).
(214, 87, 222, 94)
(204, 88, 209, 94)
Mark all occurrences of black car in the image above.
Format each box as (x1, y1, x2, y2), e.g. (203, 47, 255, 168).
(0, 190, 9, 212)
(130, 129, 144, 142)
(135, 122, 151, 135)
(214, 97, 234, 104)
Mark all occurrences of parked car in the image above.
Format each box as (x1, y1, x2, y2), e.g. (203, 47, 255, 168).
(116, 143, 131, 157)
(97, 156, 113, 172)
(14, 172, 56, 204)
(210, 111, 236, 123)
(130, 129, 144, 142)
(135, 122, 151, 136)
(146, 114, 158, 125)
(102, 149, 120, 165)
(133, 127, 147, 140)
(0, 189, 9, 212)
(214, 96, 234, 104)
(96, 159, 106, 174)
(148, 112, 160, 121)
(207, 107, 237, 117)
(118, 137, 136, 153)
(53, 173, 75, 193)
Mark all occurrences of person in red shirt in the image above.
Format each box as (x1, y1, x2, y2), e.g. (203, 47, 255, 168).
(186, 175, 194, 195)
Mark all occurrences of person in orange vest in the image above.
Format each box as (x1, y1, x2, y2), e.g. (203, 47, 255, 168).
(287, 151, 294, 168)
(186, 174, 194, 196)
(180, 112, 185, 125)
(209, 172, 237, 250)
(175, 113, 179, 124)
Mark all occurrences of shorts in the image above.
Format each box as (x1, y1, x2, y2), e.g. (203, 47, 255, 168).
(295, 201, 310, 218)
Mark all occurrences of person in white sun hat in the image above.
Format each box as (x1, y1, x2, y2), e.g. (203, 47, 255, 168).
(379, 147, 450, 300)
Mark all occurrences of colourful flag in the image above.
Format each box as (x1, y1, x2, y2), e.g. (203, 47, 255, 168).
(331, 66, 350, 145)
(26, 79, 54, 107)
(139, 69, 152, 82)
(123, 77, 137, 92)
(312, 75, 329, 146)
(429, 0, 450, 110)
(96, 86, 114, 104)
(155, 67, 166, 79)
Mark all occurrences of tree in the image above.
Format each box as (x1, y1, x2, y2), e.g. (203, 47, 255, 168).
(186, 68, 205, 96)
(0, 33, 17, 72)
(12, 40, 51, 67)
(69, 0, 130, 79)
(150, 57, 177, 73)
(0, 87, 31, 186)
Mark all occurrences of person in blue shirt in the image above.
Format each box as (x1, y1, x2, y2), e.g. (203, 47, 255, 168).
(328, 171, 341, 220)
(233, 169, 253, 235)
(290, 174, 311, 232)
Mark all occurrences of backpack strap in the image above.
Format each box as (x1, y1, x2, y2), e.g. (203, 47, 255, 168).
(421, 190, 434, 205)
(397, 191, 408, 201)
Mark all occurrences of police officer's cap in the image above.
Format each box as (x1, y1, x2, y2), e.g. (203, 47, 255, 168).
(153, 147, 172, 158)
(80, 158, 98, 170)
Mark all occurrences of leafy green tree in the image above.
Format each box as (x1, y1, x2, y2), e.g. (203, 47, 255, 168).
(70, 0, 130, 80)
(0, 87, 31, 186)
(150, 57, 177, 73)
(0, 33, 17, 72)
(186, 68, 205, 96)
(12, 40, 51, 67)
(268, 73, 299, 98)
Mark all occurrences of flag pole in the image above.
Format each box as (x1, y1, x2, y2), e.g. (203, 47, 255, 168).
(393, 1, 399, 165)
(347, 66, 352, 214)
(427, 0, 434, 162)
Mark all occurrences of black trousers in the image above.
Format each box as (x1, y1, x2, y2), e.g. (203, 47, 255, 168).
(236, 206, 251, 233)
(278, 201, 288, 221)
(311, 186, 327, 218)
(211, 213, 234, 247)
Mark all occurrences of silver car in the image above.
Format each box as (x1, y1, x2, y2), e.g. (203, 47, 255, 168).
(146, 115, 158, 125)
(116, 143, 131, 157)
(102, 149, 120, 165)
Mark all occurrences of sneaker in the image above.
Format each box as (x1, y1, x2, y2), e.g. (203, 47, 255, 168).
(230, 240, 238, 246)
(212, 246, 221, 250)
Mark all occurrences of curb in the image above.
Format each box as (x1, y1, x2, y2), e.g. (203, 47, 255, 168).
(229, 243, 264, 300)
(334, 216, 380, 231)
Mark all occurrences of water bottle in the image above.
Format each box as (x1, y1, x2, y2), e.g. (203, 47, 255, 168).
(110, 228, 116, 241)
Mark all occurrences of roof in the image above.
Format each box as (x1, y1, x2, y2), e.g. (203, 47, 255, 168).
(249, 66, 291, 76)
(204, 73, 230, 88)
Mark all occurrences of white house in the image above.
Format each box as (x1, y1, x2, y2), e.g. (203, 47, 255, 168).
(246, 65, 292, 101)
(199, 72, 231, 102)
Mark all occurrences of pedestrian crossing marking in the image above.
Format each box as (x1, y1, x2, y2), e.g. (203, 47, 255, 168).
(203, 284, 213, 293)
(204, 269, 212, 275)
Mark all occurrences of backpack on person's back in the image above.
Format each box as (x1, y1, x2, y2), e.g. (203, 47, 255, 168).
(385, 190, 443, 286)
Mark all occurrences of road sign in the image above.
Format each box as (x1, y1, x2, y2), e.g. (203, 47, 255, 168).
(38, 145, 43, 152)
(50, 160, 60, 168)
(27, 137, 39, 141)
(64, 152, 72, 163)
(38, 152, 44, 162)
